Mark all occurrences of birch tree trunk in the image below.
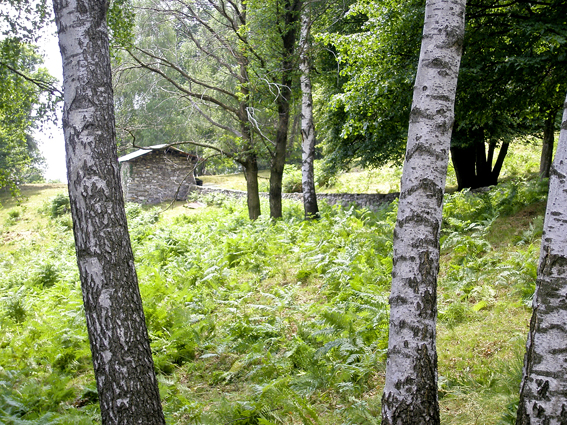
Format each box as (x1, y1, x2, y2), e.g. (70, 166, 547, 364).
(52, 0, 165, 423)
(299, 4, 319, 219)
(381, 0, 466, 422)
(516, 93, 567, 424)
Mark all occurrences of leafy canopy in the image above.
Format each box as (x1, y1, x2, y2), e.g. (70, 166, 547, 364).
(0, 38, 58, 192)
(318, 0, 567, 171)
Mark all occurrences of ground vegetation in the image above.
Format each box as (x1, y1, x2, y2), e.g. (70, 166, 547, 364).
(0, 144, 549, 424)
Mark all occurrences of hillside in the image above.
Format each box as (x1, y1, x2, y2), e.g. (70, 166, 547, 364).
(0, 145, 548, 424)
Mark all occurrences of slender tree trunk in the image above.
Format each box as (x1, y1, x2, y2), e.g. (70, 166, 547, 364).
(516, 93, 567, 425)
(237, 21, 261, 221)
(270, 98, 290, 218)
(299, 5, 319, 219)
(289, 111, 302, 160)
(381, 0, 466, 423)
(475, 140, 490, 186)
(52, 0, 165, 423)
(539, 111, 557, 180)
(269, 0, 301, 219)
(490, 141, 508, 185)
(243, 155, 261, 220)
(486, 142, 496, 169)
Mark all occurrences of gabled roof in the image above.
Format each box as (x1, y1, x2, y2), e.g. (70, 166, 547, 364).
(118, 144, 197, 163)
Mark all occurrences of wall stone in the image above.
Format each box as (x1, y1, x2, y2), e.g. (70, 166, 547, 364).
(121, 150, 196, 204)
(189, 185, 399, 211)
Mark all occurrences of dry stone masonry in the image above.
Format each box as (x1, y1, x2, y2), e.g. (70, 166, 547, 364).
(119, 145, 197, 204)
(118, 146, 398, 210)
(190, 185, 399, 211)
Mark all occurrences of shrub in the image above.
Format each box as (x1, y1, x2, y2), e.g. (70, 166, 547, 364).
(282, 166, 302, 193)
(314, 160, 338, 189)
(7, 208, 21, 219)
(46, 193, 71, 218)
(4, 207, 23, 226)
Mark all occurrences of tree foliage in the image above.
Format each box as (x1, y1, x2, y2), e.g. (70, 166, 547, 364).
(0, 0, 52, 42)
(319, 0, 567, 189)
(0, 38, 58, 193)
(316, 0, 423, 171)
(114, 0, 307, 218)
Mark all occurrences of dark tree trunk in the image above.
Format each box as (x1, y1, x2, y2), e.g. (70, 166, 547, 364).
(269, 0, 301, 219)
(451, 140, 509, 190)
(450, 144, 476, 190)
(243, 155, 261, 220)
(52, 0, 165, 423)
(270, 96, 290, 218)
(539, 111, 557, 180)
(289, 111, 302, 160)
(490, 141, 509, 184)
(475, 141, 490, 186)
(237, 34, 261, 221)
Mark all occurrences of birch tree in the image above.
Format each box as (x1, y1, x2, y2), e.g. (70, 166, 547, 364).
(380, 0, 466, 422)
(51, 0, 165, 422)
(516, 92, 567, 424)
(299, 1, 319, 219)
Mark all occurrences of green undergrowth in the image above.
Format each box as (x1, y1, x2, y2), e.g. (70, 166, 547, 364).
(0, 166, 548, 424)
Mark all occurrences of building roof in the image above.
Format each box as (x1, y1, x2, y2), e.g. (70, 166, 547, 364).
(118, 144, 197, 163)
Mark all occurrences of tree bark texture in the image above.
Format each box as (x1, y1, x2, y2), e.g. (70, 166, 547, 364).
(269, 0, 301, 219)
(238, 63, 262, 220)
(52, 0, 165, 423)
(539, 111, 557, 180)
(381, 0, 466, 423)
(299, 5, 319, 219)
(516, 94, 567, 425)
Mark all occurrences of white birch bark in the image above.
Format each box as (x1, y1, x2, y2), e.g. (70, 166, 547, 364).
(52, 0, 165, 423)
(381, 0, 466, 423)
(516, 94, 567, 424)
(299, 3, 319, 219)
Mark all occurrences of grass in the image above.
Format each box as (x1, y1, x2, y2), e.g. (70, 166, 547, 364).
(200, 170, 271, 192)
(0, 142, 547, 424)
(199, 142, 541, 195)
(0, 184, 68, 252)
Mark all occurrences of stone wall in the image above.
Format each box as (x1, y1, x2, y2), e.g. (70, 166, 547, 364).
(189, 185, 399, 211)
(121, 151, 196, 204)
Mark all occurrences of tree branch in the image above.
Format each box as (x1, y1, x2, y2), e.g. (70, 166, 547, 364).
(0, 61, 63, 97)
(132, 46, 239, 99)
(126, 50, 241, 116)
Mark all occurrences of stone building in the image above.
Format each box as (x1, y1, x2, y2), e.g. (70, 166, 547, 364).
(118, 145, 198, 204)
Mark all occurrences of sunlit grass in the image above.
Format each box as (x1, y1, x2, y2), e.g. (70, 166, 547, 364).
(199, 142, 542, 196)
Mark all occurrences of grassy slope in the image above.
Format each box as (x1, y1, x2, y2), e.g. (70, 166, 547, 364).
(0, 144, 545, 424)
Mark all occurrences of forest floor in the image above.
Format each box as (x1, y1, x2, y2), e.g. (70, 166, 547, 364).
(0, 143, 547, 424)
